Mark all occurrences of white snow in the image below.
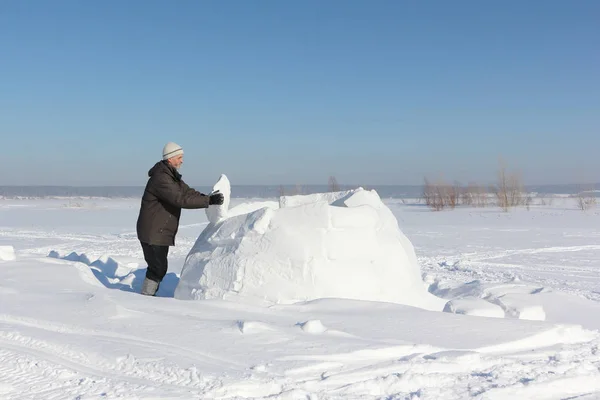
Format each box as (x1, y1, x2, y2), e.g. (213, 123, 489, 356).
(443, 298, 506, 318)
(433, 280, 548, 320)
(175, 176, 445, 311)
(0, 195, 599, 399)
(205, 174, 231, 224)
(298, 319, 328, 334)
(0, 245, 16, 261)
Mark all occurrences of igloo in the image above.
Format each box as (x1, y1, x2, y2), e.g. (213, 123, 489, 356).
(174, 175, 446, 311)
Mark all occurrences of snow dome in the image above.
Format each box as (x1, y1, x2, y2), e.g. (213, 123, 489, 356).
(174, 175, 445, 311)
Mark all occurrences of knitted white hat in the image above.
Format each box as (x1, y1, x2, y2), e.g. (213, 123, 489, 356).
(162, 142, 183, 160)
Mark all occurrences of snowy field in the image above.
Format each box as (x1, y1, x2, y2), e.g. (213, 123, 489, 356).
(1, 195, 600, 399)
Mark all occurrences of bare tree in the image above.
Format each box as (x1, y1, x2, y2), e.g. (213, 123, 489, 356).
(494, 159, 525, 211)
(446, 181, 461, 209)
(461, 185, 474, 206)
(423, 177, 453, 211)
(423, 178, 434, 208)
(423, 178, 445, 211)
(328, 176, 340, 192)
(525, 194, 533, 211)
(576, 184, 597, 210)
(433, 180, 446, 211)
(462, 182, 488, 208)
(495, 162, 510, 212)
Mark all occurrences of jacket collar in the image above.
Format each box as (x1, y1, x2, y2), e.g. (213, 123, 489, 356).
(149, 160, 182, 181)
(162, 160, 182, 181)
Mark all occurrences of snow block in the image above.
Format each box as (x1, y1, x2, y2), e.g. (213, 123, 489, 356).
(298, 320, 328, 334)
(0, 246, 16, 261)
(443, 298, 505, 319)
(485, 284, 547, 321)
(206, 174, 231, 224)
(175, 176, 446, 311)
(494, 294, 547, 321)
(435, 281, 547, 321)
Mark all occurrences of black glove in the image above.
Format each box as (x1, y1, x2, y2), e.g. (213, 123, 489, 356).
(209, 191, 224, 205)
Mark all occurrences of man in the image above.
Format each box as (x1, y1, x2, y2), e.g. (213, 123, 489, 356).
(136, 142, 224, 296)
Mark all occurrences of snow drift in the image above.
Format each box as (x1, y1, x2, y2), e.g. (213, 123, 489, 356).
(174, 175, 445, 311)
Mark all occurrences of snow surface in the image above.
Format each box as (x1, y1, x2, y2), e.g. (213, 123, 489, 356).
(0, 196, 599, 399)
(175, 176, 445, 311)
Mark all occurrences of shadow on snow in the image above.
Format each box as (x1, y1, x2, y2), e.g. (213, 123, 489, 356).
(48, 250, 179, 297)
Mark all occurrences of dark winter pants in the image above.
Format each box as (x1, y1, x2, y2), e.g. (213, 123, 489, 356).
(141, 241, 169, 283)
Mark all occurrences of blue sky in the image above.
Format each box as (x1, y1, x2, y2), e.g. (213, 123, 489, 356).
(1, 0, 598, 186)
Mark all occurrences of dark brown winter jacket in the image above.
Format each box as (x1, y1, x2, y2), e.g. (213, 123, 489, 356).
(136, 160, 210, 246)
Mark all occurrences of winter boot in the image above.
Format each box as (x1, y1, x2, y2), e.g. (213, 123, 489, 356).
(141, 278, 159, 296)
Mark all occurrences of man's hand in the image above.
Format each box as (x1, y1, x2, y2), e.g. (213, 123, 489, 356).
(209, 190, 224, 205)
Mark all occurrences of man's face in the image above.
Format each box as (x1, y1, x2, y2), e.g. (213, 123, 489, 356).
(167, 154, 183, 169)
